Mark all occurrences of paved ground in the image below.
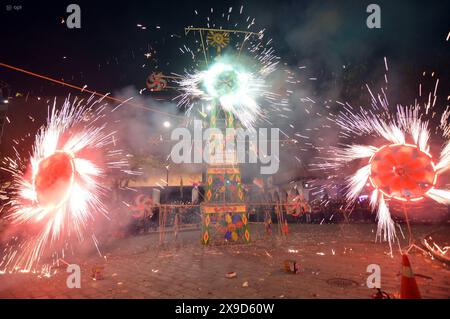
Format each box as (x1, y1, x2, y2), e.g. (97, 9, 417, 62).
(0, 223, 449, 299)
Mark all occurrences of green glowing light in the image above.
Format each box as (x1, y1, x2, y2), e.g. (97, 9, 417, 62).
(202, 62, 251, 102)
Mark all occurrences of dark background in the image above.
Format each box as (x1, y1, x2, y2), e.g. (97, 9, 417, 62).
(1, 0, 448, 97)
(0, 0, 449, 183)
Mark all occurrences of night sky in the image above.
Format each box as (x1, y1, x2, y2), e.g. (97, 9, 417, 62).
(0, 0, 449, 182)
(1, 0, 449, 98)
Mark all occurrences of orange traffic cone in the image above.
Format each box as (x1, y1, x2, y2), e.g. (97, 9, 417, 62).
(400, 254, 421, 299)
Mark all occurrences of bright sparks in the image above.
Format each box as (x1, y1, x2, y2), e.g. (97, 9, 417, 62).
(174, 8, 288, 131)
(330, 106, 450, 249)
(177, 57, 267, 129)
(1, 96, 126, 274)
(318, 66, 450, 250)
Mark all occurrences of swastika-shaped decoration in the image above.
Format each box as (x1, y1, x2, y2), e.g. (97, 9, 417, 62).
(146, 72, 167, 91)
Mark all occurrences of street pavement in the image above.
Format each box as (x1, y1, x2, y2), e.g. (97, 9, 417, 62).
(0, 223, 449, 299)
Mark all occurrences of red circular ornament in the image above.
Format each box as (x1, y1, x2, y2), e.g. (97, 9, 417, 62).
(369, 144, 437, 201)
(146, 72, 167, 92)
(34, 151, 75, 208)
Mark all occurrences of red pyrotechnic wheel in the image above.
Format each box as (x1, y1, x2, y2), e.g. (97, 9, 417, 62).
(34, 151, 75, 208)
(369, 144, 437, 201)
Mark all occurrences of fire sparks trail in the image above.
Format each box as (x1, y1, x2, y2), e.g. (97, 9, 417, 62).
(0, 96, 128, 274)
(0, 62, 181, 119)
(423, 237, 450, 263)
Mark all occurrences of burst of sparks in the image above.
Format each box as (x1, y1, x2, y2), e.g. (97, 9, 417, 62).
(177, 57, 271, 129)
(1, 96, 128, 274)
(174, 7, 289, 131)
(317, 64, 450, 250)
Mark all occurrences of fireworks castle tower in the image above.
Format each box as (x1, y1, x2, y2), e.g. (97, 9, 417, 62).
(184, 27, 257, 245)
(147, 26, 265, 244)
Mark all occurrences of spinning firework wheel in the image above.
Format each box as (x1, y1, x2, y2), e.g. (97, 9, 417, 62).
(369, 143, 437, 253)
(34, 151, 75, 209)
(369, 144, 437, 201)
(146, 72, 167, 92)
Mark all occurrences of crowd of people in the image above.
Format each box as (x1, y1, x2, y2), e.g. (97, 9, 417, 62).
(118, 198, 378, 238)
(247, 198, 376, 224)
(106, 191, 450, 238)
